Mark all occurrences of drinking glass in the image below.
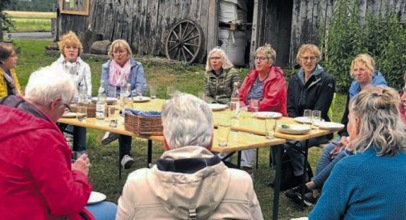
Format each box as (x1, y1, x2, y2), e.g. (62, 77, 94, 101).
(109, 86, 117, 98)
(149, 86, 157, 100)
(250, 99, 259, 113)
(265, 119, 277, 139)
(123, 97, 133, 110)
(217, 122, 231, 148)
(76, 105, 87, 122)
(108, 107, 118, 128)
(167, 86, 176, 99)
(312, 110, 322, 128)
(303, 109, 312, 124)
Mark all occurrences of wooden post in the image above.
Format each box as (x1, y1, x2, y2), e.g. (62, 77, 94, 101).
(207, 0, 218, 55)
(250, 0, 262, 69)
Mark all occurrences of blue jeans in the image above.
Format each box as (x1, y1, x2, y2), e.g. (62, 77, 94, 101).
(119, 135, 132, 158)
(270, 136, 329, 176)
(313, 136, 347, 188)
(86, 201, 117, 220)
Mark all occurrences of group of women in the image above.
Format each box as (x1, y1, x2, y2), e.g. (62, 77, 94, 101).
(204, 44, 406, 219)
(2, 31, 406, 219)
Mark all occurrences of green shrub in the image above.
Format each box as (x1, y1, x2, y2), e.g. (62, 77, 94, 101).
(319, 0, 406, 92)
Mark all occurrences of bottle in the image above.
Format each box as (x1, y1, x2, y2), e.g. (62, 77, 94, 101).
(230, 82, 240, 118)
(96, 80, 107, 120)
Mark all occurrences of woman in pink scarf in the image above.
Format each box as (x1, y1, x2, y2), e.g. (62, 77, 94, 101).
(100, 39, 147, 169)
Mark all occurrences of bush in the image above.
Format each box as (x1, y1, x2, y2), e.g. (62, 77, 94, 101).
(319, 0, 406, 92)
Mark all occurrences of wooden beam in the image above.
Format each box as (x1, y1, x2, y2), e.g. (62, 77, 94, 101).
(207, 0, 218, 56)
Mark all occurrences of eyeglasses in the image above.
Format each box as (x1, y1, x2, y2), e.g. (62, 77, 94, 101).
(301, 56, 317, 61)
(64, 104, 72, 112)
(210, 57, 221, 60)
(255, 57, 268, 61)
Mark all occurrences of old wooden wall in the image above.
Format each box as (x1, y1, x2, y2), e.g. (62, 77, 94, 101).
(289, 0, 406, 66)
(61, 0, 212, 61)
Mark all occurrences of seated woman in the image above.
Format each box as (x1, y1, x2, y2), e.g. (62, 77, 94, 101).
(204, 47, 239, 104)
(52, 31, 92, 156)
(101, 39, 147, 169)
(239, 44, 287, 173)
(0, 42, 21, 99)
(278, 44, 335, 186)
(285, 54, 387, 205)
(309, 86, 406, 219)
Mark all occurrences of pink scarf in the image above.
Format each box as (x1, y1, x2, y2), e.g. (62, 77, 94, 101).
(109, 60, 131, 87)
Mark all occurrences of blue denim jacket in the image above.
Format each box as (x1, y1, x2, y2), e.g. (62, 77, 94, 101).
(101, 58, 147, 97)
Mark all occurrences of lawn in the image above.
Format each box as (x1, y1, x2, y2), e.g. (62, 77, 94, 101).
(9, 39, 346, 220)
(4, 11, 55, 32)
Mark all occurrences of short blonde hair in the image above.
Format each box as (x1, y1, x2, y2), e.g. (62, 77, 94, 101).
(255, 44, 276, 64)
(350, 54, 376, 77)
(205, 47, 234, 71)
(296, 44, 322, 65)
(58, 31, 83, 56)
(108, 39, 133, 59)
(349, 86, 406, 156)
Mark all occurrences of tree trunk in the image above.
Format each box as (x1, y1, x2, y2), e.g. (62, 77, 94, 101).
(0, 16, 4, 42)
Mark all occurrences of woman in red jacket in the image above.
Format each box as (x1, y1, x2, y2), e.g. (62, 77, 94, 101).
(239, 44, 287, 174)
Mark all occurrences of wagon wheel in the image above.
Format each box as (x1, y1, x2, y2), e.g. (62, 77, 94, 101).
(165, 19, 203, 64)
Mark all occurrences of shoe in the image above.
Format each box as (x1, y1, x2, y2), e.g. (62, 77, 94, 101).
(300, 192, 319, 207)
(102, 132, 120, 145)
(284, 185, 311, 205)
(121, 155, 134, 169)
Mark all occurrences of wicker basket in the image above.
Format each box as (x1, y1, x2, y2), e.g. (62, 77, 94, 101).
(124, 113, 163, 135)
(70, 103, 97, 118)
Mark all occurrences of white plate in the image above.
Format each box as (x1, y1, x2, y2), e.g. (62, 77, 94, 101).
(62, 112, 77, 118)
(277, 124, 311, 135)
(253, 111, 282, 119)
(91, 97, 118, 104)
(316, 121, 344, 131)
(294, 117, 312, 124)
(132, 96, 151, 103)
(87, 191, 106, 205)
(208, 104, 228, 111)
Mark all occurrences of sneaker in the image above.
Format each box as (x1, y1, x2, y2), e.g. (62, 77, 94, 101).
(300, 192, 319, 207)
(121, 155, 134, 169)
(284, 185, 311, 205)
(101, 132, 120, 145)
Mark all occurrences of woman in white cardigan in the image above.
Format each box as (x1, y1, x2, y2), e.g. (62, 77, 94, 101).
(52, 31, 92, 157)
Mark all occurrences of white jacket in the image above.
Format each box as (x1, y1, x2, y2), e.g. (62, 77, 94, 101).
(117, 146, 263, 220)
(52, 55, 92, 96)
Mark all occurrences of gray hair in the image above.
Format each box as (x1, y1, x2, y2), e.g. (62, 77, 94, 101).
(349, 86, 406, 156)
(205, 47, 234, 72)
(25, 66, 77, 105)
(162, 93, 214, 149)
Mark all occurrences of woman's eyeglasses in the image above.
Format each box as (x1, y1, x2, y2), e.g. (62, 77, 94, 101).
(64, 104, 72, 112)
(255, 57, 268, 61)
(301, 56, 316, 61)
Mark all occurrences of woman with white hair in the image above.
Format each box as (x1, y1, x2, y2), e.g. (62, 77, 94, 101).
(117, 93, 263, 219)
(204, 47, 240, 104)
(0, 66, 117, 220)
(309, 86, 406, 219)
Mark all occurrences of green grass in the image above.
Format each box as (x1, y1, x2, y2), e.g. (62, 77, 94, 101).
(4, 11, 54, 32)
(10, 39, 347, 220)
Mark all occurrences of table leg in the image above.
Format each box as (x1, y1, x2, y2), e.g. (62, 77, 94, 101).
(73, 126, 79, 152)
(272, 144, 283, 220)
(300, 139, 309, 210)
(237, 151, 241, 168)
(147, 140, 152, 167)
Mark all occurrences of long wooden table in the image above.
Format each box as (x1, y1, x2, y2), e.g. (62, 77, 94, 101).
(59, 99, 337, 220)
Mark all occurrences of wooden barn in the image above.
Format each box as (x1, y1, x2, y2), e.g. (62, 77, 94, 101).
(59, 0, 406, 68)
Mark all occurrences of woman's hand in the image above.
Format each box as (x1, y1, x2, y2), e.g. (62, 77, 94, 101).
(72, 154, 91, 176)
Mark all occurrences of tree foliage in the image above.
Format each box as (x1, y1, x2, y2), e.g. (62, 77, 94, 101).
(0, 0, 14, 42)
(7, 0, 57, 12)
(318, 0, 406, 92)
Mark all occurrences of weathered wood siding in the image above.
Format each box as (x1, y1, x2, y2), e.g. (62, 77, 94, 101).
(289, 0, 406, 66)
(61, 0, 211, 61)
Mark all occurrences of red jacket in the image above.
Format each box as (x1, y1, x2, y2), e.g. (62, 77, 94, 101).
(239, 66, 287, 116)
(0, 97, 93, 220)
